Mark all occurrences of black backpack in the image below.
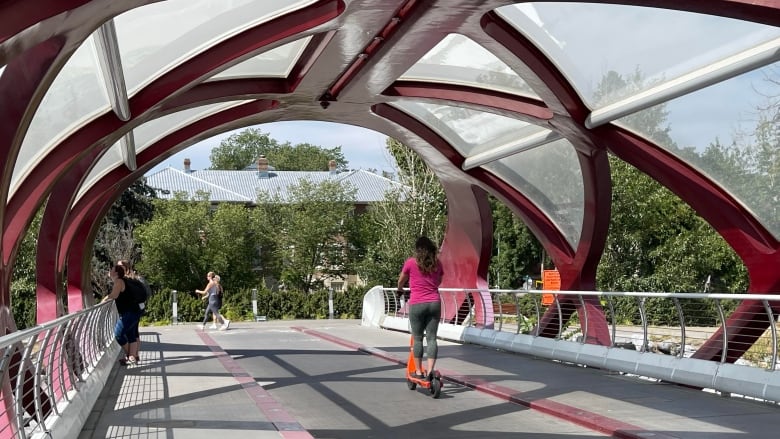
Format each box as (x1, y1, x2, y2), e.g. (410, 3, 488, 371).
(124, 278, 148, 304)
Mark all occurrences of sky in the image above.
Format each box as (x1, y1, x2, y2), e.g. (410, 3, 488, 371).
(147, 121, 394, 175)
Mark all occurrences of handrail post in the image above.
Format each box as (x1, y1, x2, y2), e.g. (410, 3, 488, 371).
(533, 292, 541, 337)
(715, 299, 728, 363)
(761, 299, 777, 371)
(555, 294, 563, 339)
(637, 297, 649, 352)
(578, 294, 588, 344)
(606, 295, 616, 346)
(673, 297, 686, 358)
(514, 292, 521, 335)
(495, 292, 503, 332)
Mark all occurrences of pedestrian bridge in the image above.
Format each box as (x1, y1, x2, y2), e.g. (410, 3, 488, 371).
(2, 288, 780, 438)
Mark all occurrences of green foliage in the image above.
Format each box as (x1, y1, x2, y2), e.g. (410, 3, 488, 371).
(11, 209, 43, 329)
(594, 70, 748, 295)
(259, 178, 358, 292)
(135, 197, 210, 292)
(92, 181, 157, 298)
(140, 286, 366, 324)
(105, 180, 157, 228)
(135, 196, 266, 293)
(358, 138, 447, 286)
(489, 198, 544, 289)
(209, 127, 348, 171)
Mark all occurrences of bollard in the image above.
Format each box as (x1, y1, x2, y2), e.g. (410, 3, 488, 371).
(328, 287, 334, 320)
(252, 288, 258, 318)
(172, 290, 178, 325)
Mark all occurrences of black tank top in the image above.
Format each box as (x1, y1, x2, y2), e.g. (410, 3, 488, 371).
(114, 278, 140, 313)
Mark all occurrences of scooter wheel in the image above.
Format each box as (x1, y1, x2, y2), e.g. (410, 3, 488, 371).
(407, 379, 417, 390)
(431, 378, 442, 399)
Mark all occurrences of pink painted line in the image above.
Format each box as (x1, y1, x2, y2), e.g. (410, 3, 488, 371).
(198, 330, 315, 438)
(294, 326, 681, 439)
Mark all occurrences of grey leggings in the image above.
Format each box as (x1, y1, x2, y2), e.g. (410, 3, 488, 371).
(409, 301, 441, 361)
(202, 299, 222, 325)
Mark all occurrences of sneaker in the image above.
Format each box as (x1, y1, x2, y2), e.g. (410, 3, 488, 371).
(209, 324, 217, 329)
(220, 319, 230, 330)
(118, 358, 129, 366)
(127, 356, 137, 365)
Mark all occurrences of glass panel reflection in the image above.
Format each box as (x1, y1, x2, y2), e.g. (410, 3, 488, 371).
(614, 63, 780, 239)
(115, 0, 317, 93)
(210, 36, 312, 79)
(134, 101, 251, 150)
(76, 101, 251, 203)
(391, 101, 546, 157)
(496, 3, 780, 108)
(484, 138, 584, 248)
(11, 36, 110, 198)
(400, 33, 537, 98)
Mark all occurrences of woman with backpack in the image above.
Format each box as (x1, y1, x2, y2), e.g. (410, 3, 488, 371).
(196, 272, 230, 330)
(101, 264, 142, 365)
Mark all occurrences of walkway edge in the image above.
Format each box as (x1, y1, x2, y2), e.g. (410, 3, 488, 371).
(293, 326, 682, 439)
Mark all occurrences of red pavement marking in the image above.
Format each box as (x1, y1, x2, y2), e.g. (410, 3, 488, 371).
(293, 326, 681, 439)
(197, 330, 314, 438)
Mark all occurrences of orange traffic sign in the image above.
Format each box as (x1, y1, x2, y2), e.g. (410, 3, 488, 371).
(541, 269, 560, 306)
(542, 269, 561, 290)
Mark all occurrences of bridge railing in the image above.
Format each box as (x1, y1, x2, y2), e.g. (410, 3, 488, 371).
(0, 302, 117, 439)
(366, 287, 780, 400)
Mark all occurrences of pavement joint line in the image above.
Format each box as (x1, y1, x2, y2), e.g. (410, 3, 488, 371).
(197, 329, 315, 438)
(293, 326, 683, 439)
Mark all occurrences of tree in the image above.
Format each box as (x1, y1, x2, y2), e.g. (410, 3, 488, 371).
(259, 178, 358, 292)
(209, 127, 348, 171)
(271, 142, 348, 171)
(489, 197, 544, 289)
(200, 203, 265, 290)
(594, 69, 747, 302)
(11, 209, 42, 329)
(209, 128, 278, 170)
(358, 138, 447, 286)
(135, 195, 211, 292)
(91, 180, 157, 297)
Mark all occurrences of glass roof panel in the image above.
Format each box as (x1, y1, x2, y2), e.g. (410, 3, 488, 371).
(210, 36, 312, 80)
(11, 35, 110, 199)
(615, 63, 780, 239)
(114, 0, 317, 94)
(400, 33, 538, 98)
(484, 138, 584, 248)
(76, 100, 252, 203)
(390, 101, 546, 157)
(390, 100, 580, 245)
(496, 3, 780, 108)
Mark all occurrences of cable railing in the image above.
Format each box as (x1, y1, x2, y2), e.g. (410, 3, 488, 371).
(0, 302, 116, 439)
(381, 288, 780, 371)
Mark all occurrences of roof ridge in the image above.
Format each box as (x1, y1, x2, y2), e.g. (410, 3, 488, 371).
(177, 170, 254, 202)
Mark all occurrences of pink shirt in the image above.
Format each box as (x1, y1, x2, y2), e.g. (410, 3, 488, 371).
(402, 257, 443, 305)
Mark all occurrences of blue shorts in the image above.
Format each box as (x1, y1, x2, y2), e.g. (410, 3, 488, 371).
(114, 310, 141, 345)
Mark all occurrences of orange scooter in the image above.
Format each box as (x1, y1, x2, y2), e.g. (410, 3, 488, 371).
(405, 336, 443, 398)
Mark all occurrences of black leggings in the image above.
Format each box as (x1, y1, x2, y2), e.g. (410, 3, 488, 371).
(409, 301, 441, 361)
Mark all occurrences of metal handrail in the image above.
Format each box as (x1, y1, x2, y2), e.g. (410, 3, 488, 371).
(381, 287, 780, 371)
(0, 302, 116, 439)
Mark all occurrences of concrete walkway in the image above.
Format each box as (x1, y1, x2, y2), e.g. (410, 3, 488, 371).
(79, 320, 780, 438)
